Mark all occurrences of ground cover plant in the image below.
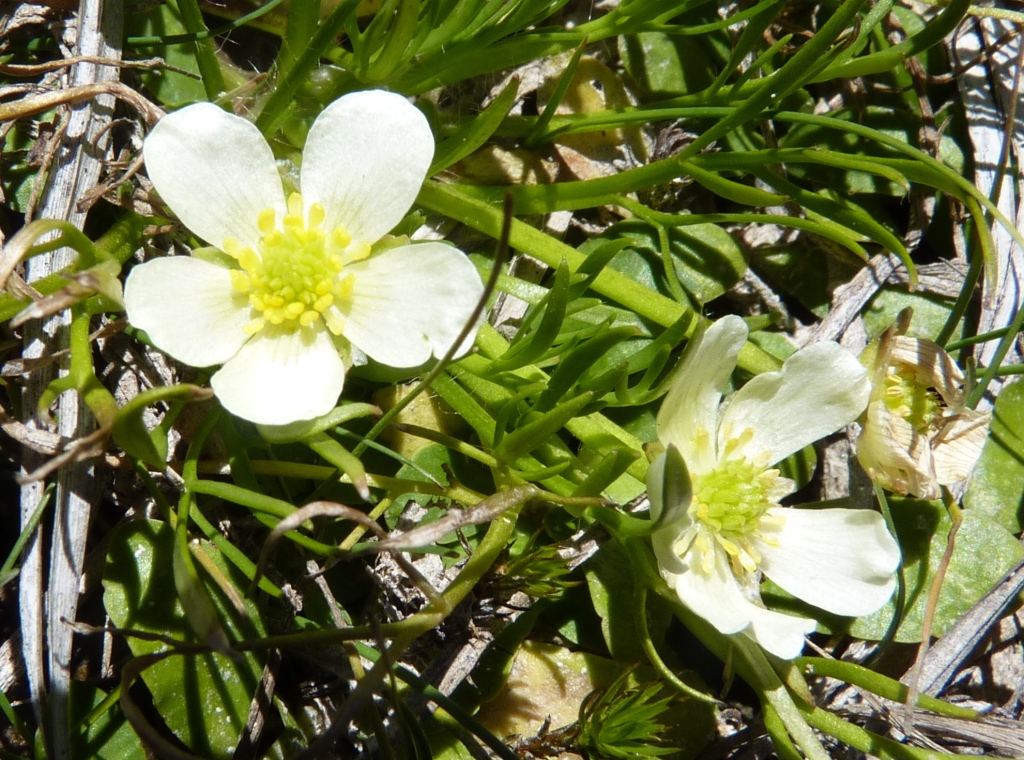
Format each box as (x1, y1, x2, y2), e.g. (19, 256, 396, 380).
(1, 0, 1024, 757)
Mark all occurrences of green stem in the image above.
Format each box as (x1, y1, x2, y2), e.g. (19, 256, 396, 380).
(796, 658, 978, 720)
(803, 705, 961, 760)
(174, 0, 225, 98)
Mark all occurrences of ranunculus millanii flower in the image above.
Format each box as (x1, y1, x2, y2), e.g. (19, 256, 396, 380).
(857, 321, 990, 500)
(648, 316, 900, 659)
(125, 90, 484, 425)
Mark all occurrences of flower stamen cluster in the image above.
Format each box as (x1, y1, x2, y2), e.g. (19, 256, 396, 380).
(883, 367, 943, 432)
(224, 193, 370, 336)
(857, 312, 991, 499)
(687, 454, 780, 576)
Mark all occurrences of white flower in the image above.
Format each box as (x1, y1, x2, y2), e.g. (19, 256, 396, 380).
(649, 316, 900, 659)
(124, 91, 484, 425)
(857, 325, 990, 500)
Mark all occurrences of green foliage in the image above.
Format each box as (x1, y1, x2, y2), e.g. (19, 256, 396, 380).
(965, 380, 1024, 533)
(102, 520, 272, 758)
(577, 669, 679, 759)
(8, 0, 1022, 758)
(69, 682, 145, 760)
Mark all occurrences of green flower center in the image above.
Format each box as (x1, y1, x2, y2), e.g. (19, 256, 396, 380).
(684, 456, 782, 577)
(223, 192, 369, 336)
(883, 368, 942, 432)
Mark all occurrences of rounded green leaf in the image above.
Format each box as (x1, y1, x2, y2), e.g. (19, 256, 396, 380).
(964, 380, 1024, 533)
(102, 520, 267, 758)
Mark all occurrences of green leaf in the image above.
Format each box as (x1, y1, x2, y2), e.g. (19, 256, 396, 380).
(495, 392, 593, 463)
(863, 288, 958, 341)
(113, 384, 212, 467)
(70, 682, 145, 760)
(533, 325, 639, 412)
(102, 520, 268, 758)
(587, 220, 747, 305)
(488, 259, 571, 374)
(751, 246, 833, 319)
(618, 31, 717, 97)
(586, 539, 671, 661)
(964, 380, 1024, 533)
(125, 2, 206, 107)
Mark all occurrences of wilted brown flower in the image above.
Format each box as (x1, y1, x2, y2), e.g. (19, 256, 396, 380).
(856, 314, 990, 500)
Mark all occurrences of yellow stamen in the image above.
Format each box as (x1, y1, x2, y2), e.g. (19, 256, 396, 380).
(229, 192, 362, 338)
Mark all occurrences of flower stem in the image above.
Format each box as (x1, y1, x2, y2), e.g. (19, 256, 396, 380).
(174, 0, 225, 98)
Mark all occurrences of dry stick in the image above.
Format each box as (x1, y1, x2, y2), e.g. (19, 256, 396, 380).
(16, 4, 123, 759)
(0, 55, 197, 78)
(909, 557, 1024, 696)
(902, 500, 964, 734)
(0, 80, 164, 126)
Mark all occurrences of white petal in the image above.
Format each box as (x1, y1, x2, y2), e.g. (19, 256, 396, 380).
(657, 315, 747, 473)
(757, 507, 900, 617)
(301, 90, 433, 247)
(722, 342, 870, 466)
(124, 257, 250, 367)
(932, 408, 990, 484)
(857, 400, 938, 499)
(338, 242, 483, 367)
(144, 103, 285, 251)
(667, 545, 815, 659)
(668, 545, 752, 634)
(210, 326, 345, 425)
(744, 605, 819, 660)
(890, 336, 965, 405)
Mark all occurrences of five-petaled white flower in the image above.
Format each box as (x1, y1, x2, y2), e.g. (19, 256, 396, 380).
(648, 316, 900, 659)
(125, 90, 484, 425)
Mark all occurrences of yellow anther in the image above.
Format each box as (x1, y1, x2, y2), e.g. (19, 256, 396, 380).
(718, 537, 740, 556)
(235, 199, 360, 337)
(324, 310, 346, 336)
(335, 274, 355, 299)
(257, 208, 276, 234)
(238, 249, 261, 271)
(243, 318, 265, 335)
(701, 549, 716, 575)
(347, 241, 371, 263)
(330, 227, 351, 250)
(737, 549, 758, 574)
(230, 270, 251, 293)
(223, 237, 243, 258)
(308, 202, 325, 229)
